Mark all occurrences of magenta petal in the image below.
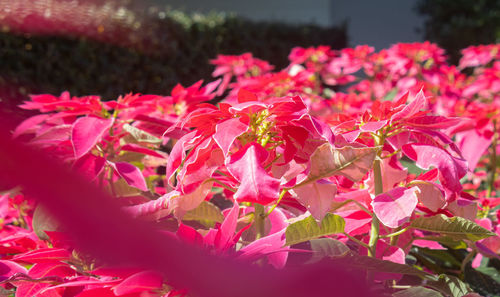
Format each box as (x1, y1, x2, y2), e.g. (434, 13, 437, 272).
(110, 162, 148, 191)
(391, 89, 427, 122)
(338, 210, 372, 236)
(413, 239, 447, 250)
(239, 229, 289, 269)
(16, 263, 74, 297)
(12, 248, 71, 263)
(227, 143, 280, 205)
(72, 153, 106, 180)
(71, 116, 114, 159)
(375, 242, 406, 281)
(123, 191, 179, 219)
(112, 270, 163, 296)
(372, 187, 418, 228)
(402, 143, 467, 193)
(214, 203, 239, 252)
(12, 114, 50, 138)
(0, 260, 28, 277)
(121, 144, 166, 159)
(165, 130, 201, 185)
(403, 116, 462, 130)
(455, 129, 492, 172)
(177, 224, 204, 246)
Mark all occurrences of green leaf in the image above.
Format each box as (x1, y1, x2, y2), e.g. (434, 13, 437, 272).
(393, 286, 444, 297)
(401, 157, 425, 175)
(297, 144, 378, 187)
(383, 88, 399, 101)
(426, 275, 473, 297)
(308, 238, 350, 263)
(111, 178, 142, 197)
(145, 174, 161, 190)
(123, 124, 162, 144)
(475, 266, 500, 283)
(332, 255, 435, 279)
(410, 214, 496, 241)
(33, 205, 61, 240)
(322, 88, 335, 98)
(0, 287, 13, 297)
(183, 201, 224, 225)
(416, 247, 462, 267)
(285, 213, 345, 246)
(464, 265, 500, 297)
(113, 151, 145, 163)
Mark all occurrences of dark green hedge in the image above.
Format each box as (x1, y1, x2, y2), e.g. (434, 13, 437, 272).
(0, 8, 347, 105)
(416, 0, 500, 64)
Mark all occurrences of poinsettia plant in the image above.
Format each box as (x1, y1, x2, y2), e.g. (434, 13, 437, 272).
(1, 42, 499, 297)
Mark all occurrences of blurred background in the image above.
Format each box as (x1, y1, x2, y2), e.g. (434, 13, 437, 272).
(0, 0, 498, 112)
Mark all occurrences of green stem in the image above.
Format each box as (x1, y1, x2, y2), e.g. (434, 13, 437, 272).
(108, 166, 116, 197)
(365, 132, 386, 284)
(206, 178, 237, 193)
(266, 189, 288, 217)
(343, 233, 370, 249)
(380, 227, 409, 238)
(330, 199, 372, 216)
(214, 170, 231, 178)
(381, 149, 401, 159)
(368, 157, 383, 257)
(390, 233, 400, 246)
(254, 203, 266, 240)
(460, 242, 476, 276)
(487, 119, 497, 198)
(264, 153, 282, 169)
(390, 285, 412, 290)
(366, 147, 385, 284)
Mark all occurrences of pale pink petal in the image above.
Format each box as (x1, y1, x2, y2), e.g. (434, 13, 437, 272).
(411, 181, 446, 212)
(455, 129, 492, 172)
(372, 187, 419, 228)
(291, 180, 337, 220)
(213, 118, 248, 157)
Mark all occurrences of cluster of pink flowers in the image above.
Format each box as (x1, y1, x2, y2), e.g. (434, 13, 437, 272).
(1, 42, 499, 297)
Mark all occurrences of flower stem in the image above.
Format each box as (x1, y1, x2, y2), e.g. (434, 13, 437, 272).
(206, 177, 237, 193)
(366, 134, 386, 284)
(254, 203, 266, 240)
(266, 189, 288, 217)
(460, 243, 476, 276)
(330, 199, 372, 216)
(344, 233, 370, 249)
(487, 119, 498, 198)
(380, 227, 409, 238)
(368, 157, 383, 257)
(108, 166, 116, 197)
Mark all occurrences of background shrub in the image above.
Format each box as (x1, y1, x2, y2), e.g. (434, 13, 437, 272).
(0, 0, 347, 109)
(416, 0, 500, 63)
